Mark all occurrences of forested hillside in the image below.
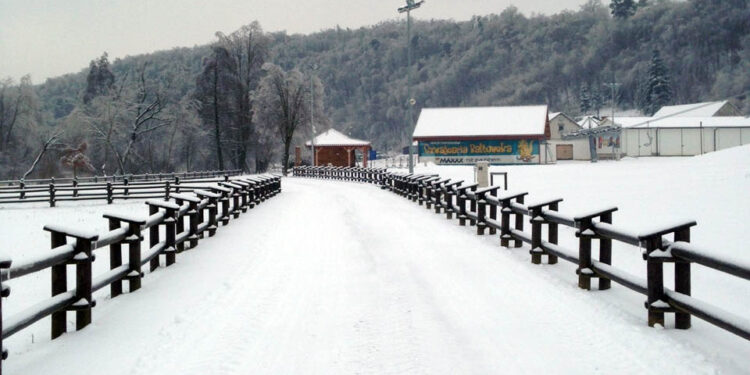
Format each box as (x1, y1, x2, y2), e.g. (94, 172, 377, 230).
(1, 0, 748, 178)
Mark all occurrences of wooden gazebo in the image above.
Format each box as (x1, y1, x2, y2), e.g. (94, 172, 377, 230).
(306, 129, 371, 167)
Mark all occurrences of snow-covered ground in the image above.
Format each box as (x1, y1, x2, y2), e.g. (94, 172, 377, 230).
(1, 147, 749, 374)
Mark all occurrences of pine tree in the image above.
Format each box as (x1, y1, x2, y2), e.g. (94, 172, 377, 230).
(610, 0, 637, 19)
(590, 84, 603, 117)
(641, 49, 673, 116)
(579, 83, 592, 115)
(83, 53, 115, 104)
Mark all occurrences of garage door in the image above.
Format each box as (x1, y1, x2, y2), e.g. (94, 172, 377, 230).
(556, 144, 573, 160)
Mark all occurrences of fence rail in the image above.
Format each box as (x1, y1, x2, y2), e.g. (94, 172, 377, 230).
(0, 170, 243, 207)
(293, 165, 750, 342)
(0, 173, 281, 374)
(0, 170, 242, 187)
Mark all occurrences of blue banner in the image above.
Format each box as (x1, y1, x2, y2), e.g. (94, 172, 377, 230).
(419, 139, 539, 162)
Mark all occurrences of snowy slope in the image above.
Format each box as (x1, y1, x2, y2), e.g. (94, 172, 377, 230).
(2, 172, 749, 374)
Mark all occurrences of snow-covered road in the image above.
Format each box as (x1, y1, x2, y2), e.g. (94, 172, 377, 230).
(7, 178, 743, 374)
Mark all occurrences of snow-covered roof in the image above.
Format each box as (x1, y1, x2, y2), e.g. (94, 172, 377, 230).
(577, 116, 601, 129)
(653, 101, 732, 118)
(413, 106, 549, 140)
(305, 128, 370, 147)
(611, 116, 750, 129)
(548, 112, 561, 120)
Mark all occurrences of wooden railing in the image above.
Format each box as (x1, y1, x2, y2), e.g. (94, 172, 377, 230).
(0, 174, 281, 374)
(293, 166, 750, 342)
(0, 170, 243, 207)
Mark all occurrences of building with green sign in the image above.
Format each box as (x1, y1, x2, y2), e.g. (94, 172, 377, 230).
(413, 105, 552, 165)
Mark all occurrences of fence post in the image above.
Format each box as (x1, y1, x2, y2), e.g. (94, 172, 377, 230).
(165, 206, 177, 266)
(74, 234, 96, 331)
(48, 230, 67, 338)
(488, 192, 498, 235)
(528, 198, 563, 265)
(106, 182, 113, 204)
(108, 217, 123, 297)
(644, 235, 665, 327)
(476, 193, 487, 235)
(42, 226, 99, 332)
(575, 217, 595, 290)
(174, 177, 181, 194)
(174, 198, 186, 253)
(147, 201, 178, 266)
(48, 182, 55, 207)
(126, 220, 143, 291)
(599, 212, 613, 290)
(513, 195, 525, 248)
(149, 205, 160, 272)
(124, 177, 129, 199)
(19, 180, 25, 200)
(164, 181, 171, 201)
(674, 227, 692, 329)
(208, 196, 218, 236)
(1, 256, 12, 368)
(529, 206, 544, 265)
(499, 193, 527, 248)
(445, 184, 456, 219)
(547, 202, 559, 265)
(73, 178, 78, 198)
(188, 200, 199, 248)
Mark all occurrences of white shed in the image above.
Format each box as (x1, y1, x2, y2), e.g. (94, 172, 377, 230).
(413, 106, 551, 165)
(606, 116, 750, 156)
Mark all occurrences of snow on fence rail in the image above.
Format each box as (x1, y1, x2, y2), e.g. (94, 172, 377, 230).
(292, 165, 750, 342)
(0, 174, 281, 374)
(0, 170, 243, 207)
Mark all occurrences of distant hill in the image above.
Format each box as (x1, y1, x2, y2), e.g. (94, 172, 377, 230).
(7, 0, 749, 178)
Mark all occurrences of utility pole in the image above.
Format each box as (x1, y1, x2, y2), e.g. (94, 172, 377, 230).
(310, 64, 318, 166)
(399, 0, 425, 173)
(604, 78, 622, 160)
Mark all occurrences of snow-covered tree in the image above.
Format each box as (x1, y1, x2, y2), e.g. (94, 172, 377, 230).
(254, 64, 325, 175)
(579, 83, 592, 115)
(640, 49, 673, 116)
(610, 0, 636, 19)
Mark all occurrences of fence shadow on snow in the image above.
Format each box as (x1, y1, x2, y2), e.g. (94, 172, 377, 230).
(293, 165, 750, 343)
(0, 173, 281, 374)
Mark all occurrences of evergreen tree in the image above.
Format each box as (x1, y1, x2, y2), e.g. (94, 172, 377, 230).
(579, 83, 592, 114)
(609, 0, 636, 19)
(590, 84, 603, 117)
(83, 53, 115, 104)
(641, 49, 673, 116)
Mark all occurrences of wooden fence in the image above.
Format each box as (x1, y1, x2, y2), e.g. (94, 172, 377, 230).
(293, 165, 750, 342)
(0, 174, 281, 374)
(0, 170, 243, 207)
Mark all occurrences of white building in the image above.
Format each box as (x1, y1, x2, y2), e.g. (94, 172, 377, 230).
(600, 100, 750, 157)
(413, 106, 553, 165)
(546, 112, 591, 161)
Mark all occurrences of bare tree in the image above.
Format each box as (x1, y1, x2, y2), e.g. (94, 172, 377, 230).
(195, 46, 240, 170)
(254, 64, 325, 175)
(22, 130, 63, 179)
(0, 76, 34, 151)
(216, 21, 270, 171)
(87, 63, 171, 174)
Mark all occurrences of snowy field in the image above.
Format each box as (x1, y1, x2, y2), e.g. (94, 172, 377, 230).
(1, 147, 749, 374)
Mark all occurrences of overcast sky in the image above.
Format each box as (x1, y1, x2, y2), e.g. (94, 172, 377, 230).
(1, 0, 589, 82)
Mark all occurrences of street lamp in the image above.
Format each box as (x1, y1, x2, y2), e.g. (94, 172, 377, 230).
(310, 63, 318, 166)
(398, 0, 425, 173)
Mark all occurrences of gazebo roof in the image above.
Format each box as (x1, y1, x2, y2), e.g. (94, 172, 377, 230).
(306, 129, 371, 147)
